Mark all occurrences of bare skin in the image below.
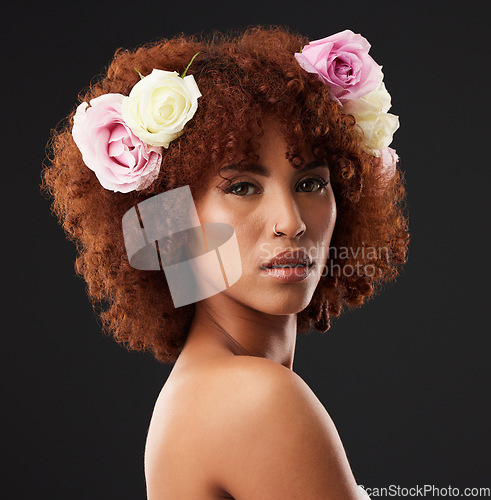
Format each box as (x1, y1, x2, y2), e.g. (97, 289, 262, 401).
(144, 116, 363, 499)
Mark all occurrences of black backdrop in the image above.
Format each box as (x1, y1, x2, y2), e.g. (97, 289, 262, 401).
(4, 0, 490, 498)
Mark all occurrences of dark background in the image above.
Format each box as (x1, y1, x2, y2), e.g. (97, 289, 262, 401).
(4, 0, 489, 498)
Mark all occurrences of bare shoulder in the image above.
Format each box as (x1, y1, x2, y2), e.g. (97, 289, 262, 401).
(211, 354, 300, 391)
(203, 356, 362, 499)
(202, 355, 313, 416)
(145, 356, 362, 499)
(205, 354, 335, 439)
(207, 355, 334, 427)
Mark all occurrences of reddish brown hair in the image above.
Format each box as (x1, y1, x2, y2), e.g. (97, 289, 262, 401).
(42, 25, 409, 363)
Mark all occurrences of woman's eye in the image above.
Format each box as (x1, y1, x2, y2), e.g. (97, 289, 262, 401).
(297, 178, 329, 192)
(223, 177, 328, 196)
(224, 182, 260, 196)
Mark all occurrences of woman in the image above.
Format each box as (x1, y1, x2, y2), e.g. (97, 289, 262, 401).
(43, 25, 408, 499)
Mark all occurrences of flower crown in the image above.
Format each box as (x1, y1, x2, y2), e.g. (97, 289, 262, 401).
(72, 53, 202, 193)
(72, 30, 399, 193)
(294, 29, 400, 172)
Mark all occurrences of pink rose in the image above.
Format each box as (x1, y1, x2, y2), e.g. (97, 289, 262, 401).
(379, 147, 399, 179)
(294, 29, 382, 102)
(72, 93, 163, 193)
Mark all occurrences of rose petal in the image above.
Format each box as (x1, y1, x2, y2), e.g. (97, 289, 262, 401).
(108, 139, 125, 157)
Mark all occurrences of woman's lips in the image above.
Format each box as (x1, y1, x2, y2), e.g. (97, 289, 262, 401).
(262, 249, 312, 268)
(260, 249, 314, 282)
(260, 262, 314, 282)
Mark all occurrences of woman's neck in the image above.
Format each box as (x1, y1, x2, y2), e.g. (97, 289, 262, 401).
(182, 295, 298, 370)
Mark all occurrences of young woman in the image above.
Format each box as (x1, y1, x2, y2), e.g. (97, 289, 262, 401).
(43, 25, 408, 499)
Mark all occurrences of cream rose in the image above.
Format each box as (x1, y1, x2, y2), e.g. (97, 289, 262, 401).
(122, 69, 202, 148)
(342, 79, 392, 117)
(355, 112, 400, 151)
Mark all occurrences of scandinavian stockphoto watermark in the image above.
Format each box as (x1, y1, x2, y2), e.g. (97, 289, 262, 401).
(259, 243, 390, 278)
(358, 484, 491, 497)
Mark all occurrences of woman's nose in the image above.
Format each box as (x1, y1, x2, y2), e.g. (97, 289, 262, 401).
(270, 190, 306, 238)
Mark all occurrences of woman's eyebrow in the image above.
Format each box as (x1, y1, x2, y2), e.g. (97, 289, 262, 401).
(220, 160, 329, 177)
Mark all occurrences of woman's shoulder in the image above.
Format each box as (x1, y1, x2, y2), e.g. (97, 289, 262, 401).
(196, 356, 361, 498)
(165, 354, 301, 398)
(205, 355, 330, 429)
(145, 356, 300, 489)
(149, 354, 319, 450)
(209, 354, 308, 385)
(186, 354, 318, 414)
(194, 355, 336, 454)
(169, 354, 323, 422)
(148, 355, 295, 426)
(208, 354, 298, 384)
(147, 355, 361, 499)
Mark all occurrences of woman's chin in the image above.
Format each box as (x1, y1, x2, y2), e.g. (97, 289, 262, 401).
(239, 288, 316, 316)
(265, 296, 314, 316)
(220, 270, 320, 315)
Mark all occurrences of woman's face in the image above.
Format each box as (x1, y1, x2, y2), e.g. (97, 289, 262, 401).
(194, 116, 337, 315)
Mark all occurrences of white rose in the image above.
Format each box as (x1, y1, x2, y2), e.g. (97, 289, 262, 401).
(356, 112, 400, 150)
(342, 79, 392, 117)
(122, 69, 202, 148)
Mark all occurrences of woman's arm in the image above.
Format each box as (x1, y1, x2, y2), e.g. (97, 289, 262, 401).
(203, 356, 363, 500)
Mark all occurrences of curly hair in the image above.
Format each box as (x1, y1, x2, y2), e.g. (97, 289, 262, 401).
(41, 25, 409, 364)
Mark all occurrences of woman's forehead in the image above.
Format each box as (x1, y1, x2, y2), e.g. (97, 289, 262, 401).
(219, 159, 328, 177)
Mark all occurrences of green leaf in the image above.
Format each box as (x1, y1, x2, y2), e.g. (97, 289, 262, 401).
(134, 68, 145, 79)
(180, 52, 202, 78)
